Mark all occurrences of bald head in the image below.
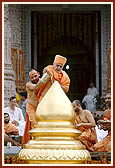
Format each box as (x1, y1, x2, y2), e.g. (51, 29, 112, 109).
(29, 69, 40, 84)
(72, 100, 82, 113)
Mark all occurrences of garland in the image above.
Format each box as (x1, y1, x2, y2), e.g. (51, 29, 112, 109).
(11, 48, 26, 92)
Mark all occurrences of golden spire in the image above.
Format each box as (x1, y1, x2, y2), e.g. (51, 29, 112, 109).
(19, 81, 91, 164)
(36, 80, 75, 122)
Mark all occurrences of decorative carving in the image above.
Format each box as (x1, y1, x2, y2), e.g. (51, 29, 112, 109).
(101, 7, 111, 96)
(20, 6, 31, 81)
(4, 5, 16, 107)
(19, 149, 90, 162)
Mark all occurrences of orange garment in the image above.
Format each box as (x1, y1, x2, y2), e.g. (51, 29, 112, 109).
(54, 55, 67, 65)
(22, 103, 37, 145)
(105, 109, 111, 120)
(94, 131, 111, 152)
(75, 115, 97, 152)
(94, 109, 111, 152)
(4, 122, 19, 135)
(38, 65, 70, 101)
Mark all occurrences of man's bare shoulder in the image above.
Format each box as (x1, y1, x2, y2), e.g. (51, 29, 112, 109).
(83, 109, 92, 116)
(26, 81, 32, 87)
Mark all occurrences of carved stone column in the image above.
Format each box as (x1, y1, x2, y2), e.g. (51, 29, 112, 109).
(20, 5, 31, 82)
(8, 4, 22, 91)
(4, 4, 16, 107)
(101, 5, 111, 97)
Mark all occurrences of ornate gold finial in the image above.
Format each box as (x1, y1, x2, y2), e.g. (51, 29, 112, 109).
(36, 80, 75, 122)
(19, 81, 91, 164)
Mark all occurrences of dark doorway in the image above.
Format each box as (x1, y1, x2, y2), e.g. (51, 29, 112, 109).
(31, 11, 100, 101)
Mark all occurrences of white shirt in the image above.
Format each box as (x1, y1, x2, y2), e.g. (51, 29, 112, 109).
(4, 107, 25, 136)
(95, 125, 108, 142)
(87, 87, 98, 97)
(4, 107, 24, 124)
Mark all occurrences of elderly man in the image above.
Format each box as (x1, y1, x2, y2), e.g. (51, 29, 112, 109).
(38, 55, 70, 101)
(72, 100, 97, 152)
(4, 96, 25, 140)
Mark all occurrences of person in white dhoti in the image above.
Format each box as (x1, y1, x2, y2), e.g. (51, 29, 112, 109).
(4, 96, 25, 138)
(82, 94, 96, 114)
(82, 82, 98, 114)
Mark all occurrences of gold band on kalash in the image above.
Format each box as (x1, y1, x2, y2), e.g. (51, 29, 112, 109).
(18, 81, 91, 164)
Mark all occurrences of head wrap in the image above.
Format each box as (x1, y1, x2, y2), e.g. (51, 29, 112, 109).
(54, 55, 67, 66)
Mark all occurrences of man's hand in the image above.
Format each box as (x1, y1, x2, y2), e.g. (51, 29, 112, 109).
(11, 120, 19, 126)
(76, 123, 82, 128)
(43, 67, 50, 74)
(13, 141, 22, 146)
(51, 78, 57, 84)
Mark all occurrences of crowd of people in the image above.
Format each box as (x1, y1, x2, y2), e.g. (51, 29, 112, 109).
(4, 54, 111, 153)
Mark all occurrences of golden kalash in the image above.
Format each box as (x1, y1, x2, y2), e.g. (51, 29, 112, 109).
(18, 81, 91, 164)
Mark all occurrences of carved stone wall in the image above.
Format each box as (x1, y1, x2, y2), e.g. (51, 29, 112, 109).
(4, 5, 16, 107)
(101, 5, 111, 97)
(8, 5, 22, 49)
(8, 4, 22, 91)
(20, 5, 31, 82)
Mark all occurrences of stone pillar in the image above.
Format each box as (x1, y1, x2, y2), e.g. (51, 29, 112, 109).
(95, 12, 100, 93)
(4, 4, 16, 107)
(101, 5, 111, 97)
(20, 5, 32, 82)
(8, 4, 22, 91)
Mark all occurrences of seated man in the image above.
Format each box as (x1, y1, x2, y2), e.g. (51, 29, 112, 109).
(38, 55, 70, 102)
(94, 120, 111, 152)
(94, 116, 108, 142)
(4, 113, 19, 136)
(72, 100, 97, 152)
(4, 96, 25, 143)
(94, 91, 111, 152)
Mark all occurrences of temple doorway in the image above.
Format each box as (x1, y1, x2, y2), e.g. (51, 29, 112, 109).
(31, 11, 101, 101)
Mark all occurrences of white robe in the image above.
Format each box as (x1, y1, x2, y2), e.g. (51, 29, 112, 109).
(82, 95, 96, 114)
(87, 87, 98, 97)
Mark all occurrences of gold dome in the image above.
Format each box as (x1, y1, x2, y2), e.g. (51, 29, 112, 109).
(36, 81, 75, 122)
